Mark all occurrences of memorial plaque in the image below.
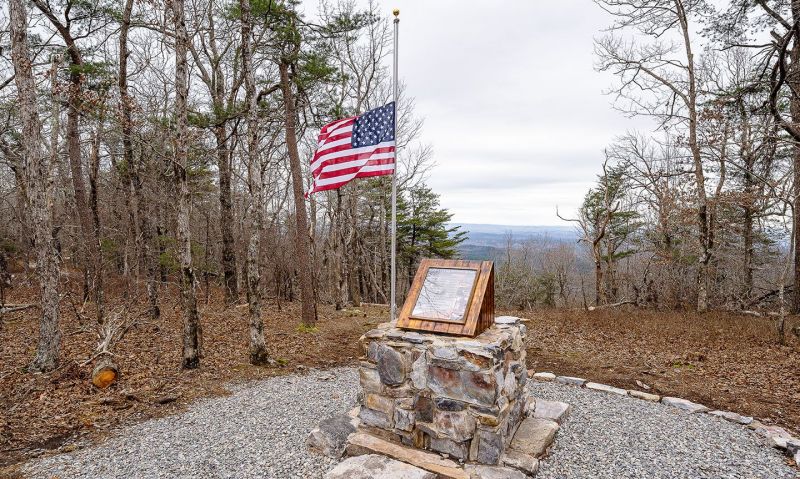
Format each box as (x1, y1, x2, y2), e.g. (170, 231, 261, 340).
(398, 259, 495, 337)
(411, 267, 477, 323)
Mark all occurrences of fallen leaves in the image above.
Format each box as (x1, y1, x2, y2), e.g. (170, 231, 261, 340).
(524, 308, 800, 438)
(0, 283, 384, 469)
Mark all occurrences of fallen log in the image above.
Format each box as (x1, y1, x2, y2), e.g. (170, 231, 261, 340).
(746, 285, 794, 307)
(740, 310, 782, 318)
(587, 300, 635, 311)
(0, 303, 36, 314)
(91, 358, 119, 389)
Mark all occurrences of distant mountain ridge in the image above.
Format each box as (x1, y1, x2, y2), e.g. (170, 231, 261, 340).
(449, 223, 579, 261)
(452, 223, 578, 240)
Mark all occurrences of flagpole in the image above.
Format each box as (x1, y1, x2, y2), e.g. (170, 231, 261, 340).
(391, 9, 399, 322)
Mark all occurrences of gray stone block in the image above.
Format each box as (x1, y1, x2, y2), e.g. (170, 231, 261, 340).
(325, 454, 436, 479)
(531, 398, 572, 424)
(465, 464, 528, 479)
(555, 376, 587, 386)
(430, 437, 469, 460)
(474, 429, 504, 465)
(531, 371, 556, 381)
(708, 410, 753, 425)
(306, 414, 358, 459)
(586, 382, 628, 396)
(360, 407, 392, 429)
(508, 417, 559, 458)
(628, 390, 660, 402)
(376, 344, 407, 386)
(501, 449, 539, 475)
(661, 397, 709, 413)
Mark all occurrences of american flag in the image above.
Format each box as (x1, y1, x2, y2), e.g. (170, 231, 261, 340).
(307, 102, 395, 196)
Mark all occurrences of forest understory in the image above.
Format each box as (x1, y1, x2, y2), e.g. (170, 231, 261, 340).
(1, 285, 799, 474)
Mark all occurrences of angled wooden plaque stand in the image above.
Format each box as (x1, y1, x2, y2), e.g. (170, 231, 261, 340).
(397, 259, 494, 337)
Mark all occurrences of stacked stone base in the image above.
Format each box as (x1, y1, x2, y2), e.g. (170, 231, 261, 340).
(357, 317, 528, 465)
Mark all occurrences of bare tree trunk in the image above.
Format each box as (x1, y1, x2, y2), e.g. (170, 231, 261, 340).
(778, 216, 794, 344)
(333, 191, 346, 310)
(279, 61, 317, 327)
(594, 257, 605, 306)
(674, 0, 710, 313)
(10, 0, 61, 372)
(347, 192, 362, 306)
(215, 126, 239, 306)
(31, 0, 98, 303)
(241, 0, 270, 365)
(172, 0, 200, 369)
(89, 115, 105, 322)
(791, 1, 800, 314)
(120, 0, 159, 319)
(738, 101, 756, 303)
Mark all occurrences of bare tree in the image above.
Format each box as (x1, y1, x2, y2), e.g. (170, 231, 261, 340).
(172, 0, 201, 369)
(595, 0, 712, 312)
(10, 0, 62, 372)
(240, 0, 271, 365)
(279, 57, 318, 327)
(31, 0, 105, 310)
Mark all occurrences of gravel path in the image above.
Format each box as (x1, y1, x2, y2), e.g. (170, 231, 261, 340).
(532, 381, 797, 479)
(24, 368, 359, 479)
(24, 368, 797, 479)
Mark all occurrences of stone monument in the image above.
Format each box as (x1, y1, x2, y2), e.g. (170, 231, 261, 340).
(357, 315, 528, 464)
(310, 259, 555, 478)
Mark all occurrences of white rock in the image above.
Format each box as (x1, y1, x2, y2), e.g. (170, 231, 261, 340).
(465, 464, 528, 479)
(555, 376, 587, 386)
(628, 390, 660, 402)
(531, 398, 572, 424)
(531, 372, 556, 381)
(753, 424, 795, 449)
(495, 316, 521, 325)
(325, 454, 436, 479)
(660, 397, 709, 413)
(708, 410, 753, 425)
(586, 382, 628, 396)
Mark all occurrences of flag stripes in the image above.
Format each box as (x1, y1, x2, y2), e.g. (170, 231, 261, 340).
(307, 103, 395, 195)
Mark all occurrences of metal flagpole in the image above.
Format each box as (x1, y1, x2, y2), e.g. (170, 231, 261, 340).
(391, 9, 399, 322)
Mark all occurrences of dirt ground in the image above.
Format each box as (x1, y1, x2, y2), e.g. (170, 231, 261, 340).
(0, 283, 385, 472)
(2, 285, 799, 474)
(525, 308, 800, 438)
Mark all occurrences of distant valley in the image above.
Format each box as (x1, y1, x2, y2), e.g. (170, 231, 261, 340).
(450, 223, 579, 261)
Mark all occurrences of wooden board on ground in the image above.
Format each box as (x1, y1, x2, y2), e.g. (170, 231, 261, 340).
(345, 431, 470, 479)
(397, 259, 494, 337)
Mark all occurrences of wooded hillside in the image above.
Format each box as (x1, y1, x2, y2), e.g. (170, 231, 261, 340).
(0, 0, 464, 375)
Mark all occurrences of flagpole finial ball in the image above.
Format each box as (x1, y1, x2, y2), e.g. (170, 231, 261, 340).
(393, 8, 400, 17)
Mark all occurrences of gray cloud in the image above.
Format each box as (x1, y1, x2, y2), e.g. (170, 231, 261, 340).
(305, 0, 656, 225)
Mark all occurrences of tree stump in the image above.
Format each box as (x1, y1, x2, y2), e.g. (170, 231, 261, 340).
(91, 358, 118, 388)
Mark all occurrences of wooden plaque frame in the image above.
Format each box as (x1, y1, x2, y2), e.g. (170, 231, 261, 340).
(397, 259, 494, 337)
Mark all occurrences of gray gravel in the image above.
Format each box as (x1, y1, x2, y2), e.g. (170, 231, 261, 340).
(532, 381, 798, 479)
(24, 368, 359, 479)
(23, 368, 798, 479)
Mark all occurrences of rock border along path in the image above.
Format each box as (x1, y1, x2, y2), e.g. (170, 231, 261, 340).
(21, 367, 798, 478)
(529, 370, 800, 477)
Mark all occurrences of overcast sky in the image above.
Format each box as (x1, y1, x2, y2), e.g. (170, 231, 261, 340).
(308, 1, 655, 226)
